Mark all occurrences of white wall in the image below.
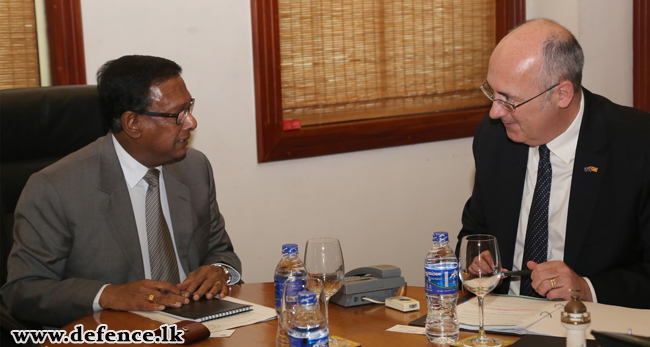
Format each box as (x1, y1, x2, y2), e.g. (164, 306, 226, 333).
(527, 0, 634, 106)
(80, 1, 633, 286)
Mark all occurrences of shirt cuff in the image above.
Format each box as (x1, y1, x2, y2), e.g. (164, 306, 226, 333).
(214, 263, 241, 284)
(582, 277, 598, 303)
(93, 284, 110, 311)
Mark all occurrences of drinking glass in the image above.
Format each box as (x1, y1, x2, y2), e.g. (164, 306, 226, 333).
(459, 234, 503, 347)
(304, 237, 345, 347)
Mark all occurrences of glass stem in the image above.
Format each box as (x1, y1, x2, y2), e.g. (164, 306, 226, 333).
(324, 297, 339, 346)
(324, 297, 330, 323)
(477, 295, 487, 342)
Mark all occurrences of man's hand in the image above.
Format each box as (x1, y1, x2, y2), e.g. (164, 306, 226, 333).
(468, 250, 497, 276)
(177, 265, 230, 301)
(99, 279, 188, 311)
(527, 260, 593, 302)
(464, 250, 506, 288)
(497, 268, 509, 287)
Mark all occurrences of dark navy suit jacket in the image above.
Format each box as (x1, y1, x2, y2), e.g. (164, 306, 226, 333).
(458, 89, 650, 309)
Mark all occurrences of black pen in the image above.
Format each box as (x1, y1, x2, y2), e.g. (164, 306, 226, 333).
(502, 270, 532, 277)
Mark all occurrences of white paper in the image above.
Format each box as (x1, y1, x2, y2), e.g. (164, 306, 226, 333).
(458, 294, 562, 332)
(210, 330, 235, 338)
(457, 294, 650, 340)
(131, 296, 277, 336)
(386, 325, 426, 335)
(527, 301, 650, 340)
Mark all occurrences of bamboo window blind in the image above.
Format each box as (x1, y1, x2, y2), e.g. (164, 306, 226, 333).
(0, 0, 40, 90)
(279, 0, 495, 127)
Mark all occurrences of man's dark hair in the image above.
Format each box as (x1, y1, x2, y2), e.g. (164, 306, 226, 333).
(96, 55, 182, 133)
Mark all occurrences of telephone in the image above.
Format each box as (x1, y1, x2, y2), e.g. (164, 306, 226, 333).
(330, 265, 405, 307)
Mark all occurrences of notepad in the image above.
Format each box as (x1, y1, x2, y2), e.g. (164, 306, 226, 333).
(456, 295, 564, 335)
(160, 297, 253, 322)
(455, 294, 650, 340)
(132, 296, 277, 336)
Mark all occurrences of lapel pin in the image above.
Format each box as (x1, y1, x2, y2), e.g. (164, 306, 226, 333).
(584, 166, 598, 173)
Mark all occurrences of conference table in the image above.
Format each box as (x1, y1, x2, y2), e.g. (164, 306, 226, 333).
(50, 283, 520, 346)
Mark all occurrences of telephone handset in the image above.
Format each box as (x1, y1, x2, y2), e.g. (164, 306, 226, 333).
(330, 265, 405, 307)
(344, 265, 401, 280)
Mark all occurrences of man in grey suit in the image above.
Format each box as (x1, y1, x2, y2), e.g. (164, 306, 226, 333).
(1, 55, 242, 327)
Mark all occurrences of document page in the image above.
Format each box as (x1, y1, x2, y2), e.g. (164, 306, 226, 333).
(527, 301, 650, 340)
(459, 295, 650, 339)
(458, 295, 562, 334)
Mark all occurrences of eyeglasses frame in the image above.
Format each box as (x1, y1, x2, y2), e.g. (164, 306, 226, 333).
(480, 81, 559, 113)
(140, 98, 195, 125)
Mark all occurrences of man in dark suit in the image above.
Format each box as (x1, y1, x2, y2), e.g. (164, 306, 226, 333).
(458, 19, 649, 308)
(1, 55, 242, 326)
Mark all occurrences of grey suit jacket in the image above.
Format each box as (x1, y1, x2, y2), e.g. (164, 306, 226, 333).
(1, 134, 241, 327)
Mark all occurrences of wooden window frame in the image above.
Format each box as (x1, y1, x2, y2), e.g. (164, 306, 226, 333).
(45, 0, 86, 85)
(633, 0, 649, 112)
(252, 0, 526, 163)
(52, 0, 646, 148)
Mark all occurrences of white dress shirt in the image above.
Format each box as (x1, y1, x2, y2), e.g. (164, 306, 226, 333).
(508, 95, 597, 301)
(92, 135, 239, 310)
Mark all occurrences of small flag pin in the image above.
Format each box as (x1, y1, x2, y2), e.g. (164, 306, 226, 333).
(584, 166, 598, 172)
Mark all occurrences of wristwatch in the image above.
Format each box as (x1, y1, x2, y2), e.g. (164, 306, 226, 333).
(217, 265, 232, 284)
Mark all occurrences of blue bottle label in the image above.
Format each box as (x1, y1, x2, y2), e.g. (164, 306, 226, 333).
(275, 279, 304, 309)
(274, 280, 283, 309)
(289, 335, 328, 347)
(425, 263, 459, 295)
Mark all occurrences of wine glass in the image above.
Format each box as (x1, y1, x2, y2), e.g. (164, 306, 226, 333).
(459, 234, 503, 347)
(304, 237, 345, 347)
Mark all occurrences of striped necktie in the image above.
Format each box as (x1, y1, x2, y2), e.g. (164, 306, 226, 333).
(520, 144, 551, 297)
(143, 169, 180, 284)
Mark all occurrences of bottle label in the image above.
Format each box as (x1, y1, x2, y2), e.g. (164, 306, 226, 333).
(425, 263, 459, 295)
(275, 279, 304, 309)
(288, 335, 328, 347)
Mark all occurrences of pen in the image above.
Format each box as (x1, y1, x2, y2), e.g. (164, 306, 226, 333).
(502, 270, 532, 277)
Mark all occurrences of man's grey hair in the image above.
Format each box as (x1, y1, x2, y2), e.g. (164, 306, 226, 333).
(539, 26, 584, 94)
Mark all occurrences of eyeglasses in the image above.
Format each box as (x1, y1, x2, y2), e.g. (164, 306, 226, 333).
(480, 81, 559, 113)
(141, 98, 195, 125)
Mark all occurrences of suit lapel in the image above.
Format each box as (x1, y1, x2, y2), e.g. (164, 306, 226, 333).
(564, 90, 607, 268)
(162, 165, 192, 276)
(97, 135, 145, 279)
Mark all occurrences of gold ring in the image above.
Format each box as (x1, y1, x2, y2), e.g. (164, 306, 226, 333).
(148, 294, 155, 303)
(550, 278, 557, 289)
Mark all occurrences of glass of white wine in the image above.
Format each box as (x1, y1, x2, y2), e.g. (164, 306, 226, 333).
(459, 234, 503, 347)
(304, 237, 345, 347)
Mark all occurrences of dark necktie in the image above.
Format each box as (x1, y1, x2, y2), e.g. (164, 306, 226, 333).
(144, 169, 180, 284)
(520, 144, 551, 297)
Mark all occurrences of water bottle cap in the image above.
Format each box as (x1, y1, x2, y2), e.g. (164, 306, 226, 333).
(298, 291, 316, 305)
(282, 244, 299, 255)
(433, 232, 449, 243)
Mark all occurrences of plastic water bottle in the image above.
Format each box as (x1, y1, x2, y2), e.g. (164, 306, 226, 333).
(275, 244, 307, 347)
(425, 231, 459, 343)
(287, 291, 329, 347)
